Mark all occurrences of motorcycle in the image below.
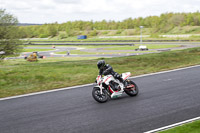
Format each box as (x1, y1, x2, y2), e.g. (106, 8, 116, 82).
(92, 72, 139, 103)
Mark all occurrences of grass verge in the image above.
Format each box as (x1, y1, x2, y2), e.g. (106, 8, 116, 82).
(23, 49, 53, 52)
(159, 120, 200, 133)
(1, 47, 200, 98)
(104, 44, 181, 50)
(55, 50, 157, 55)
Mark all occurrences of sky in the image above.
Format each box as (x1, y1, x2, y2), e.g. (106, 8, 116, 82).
(0, 0, 200, 24)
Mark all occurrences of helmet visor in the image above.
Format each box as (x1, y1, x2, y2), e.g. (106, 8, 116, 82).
(97, 64, 102, 69)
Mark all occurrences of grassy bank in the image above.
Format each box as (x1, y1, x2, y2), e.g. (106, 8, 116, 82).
(1, 47, 200, 98)
(159, 120, 200, 133)
(22, 26, 200, 42)
(24, 35, 200, 42)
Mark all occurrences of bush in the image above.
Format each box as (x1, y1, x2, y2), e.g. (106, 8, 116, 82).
(39, 34, 49, 38)
(150, 33, 160, 38)
(59, 33, 67, 39)
(89, 30, 98, 36)
(125, 30, 134, 36)
(102, 31, 109, 35)
(116, 30, 123, 34)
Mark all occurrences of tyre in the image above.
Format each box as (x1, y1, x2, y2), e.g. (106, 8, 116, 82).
(124, 80, 139, 97)
(92, 87, 108, 103)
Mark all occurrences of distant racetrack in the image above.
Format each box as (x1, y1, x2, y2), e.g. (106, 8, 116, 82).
(6, 42, 200, 59)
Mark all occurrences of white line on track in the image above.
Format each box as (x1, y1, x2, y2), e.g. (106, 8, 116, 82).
(0, 83, 93, 101)
(0, 64, 200, 101)
(130, 64, 200, 79)
(144, 116, 200, 133)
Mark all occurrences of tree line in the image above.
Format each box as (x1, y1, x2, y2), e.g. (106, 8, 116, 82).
(18, 11, 200, 38)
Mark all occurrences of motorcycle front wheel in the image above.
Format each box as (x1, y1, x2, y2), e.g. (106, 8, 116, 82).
(92, 87, 108, 103)
(124, 80, 139, 97)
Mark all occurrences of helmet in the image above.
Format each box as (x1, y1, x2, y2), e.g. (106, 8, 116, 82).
(97, 60, 105, 69)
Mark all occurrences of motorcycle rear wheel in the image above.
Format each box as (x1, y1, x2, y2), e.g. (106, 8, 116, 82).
(92, 87, 108, 103)
(124, 80, 139, 97)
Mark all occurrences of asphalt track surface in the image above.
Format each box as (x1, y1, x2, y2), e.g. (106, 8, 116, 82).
(0, 65, 200, 133)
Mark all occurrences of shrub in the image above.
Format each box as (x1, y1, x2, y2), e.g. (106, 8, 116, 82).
(150, 33, 160, 38)
(102, 31, 109, 35)
(89, 30, 98, 36)
(39, 34, 49, 38)
(59, 33, 67, 39)
(116, 30, 123, 34)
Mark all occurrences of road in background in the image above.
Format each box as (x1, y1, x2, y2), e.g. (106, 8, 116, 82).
(7, 42, 199, 59)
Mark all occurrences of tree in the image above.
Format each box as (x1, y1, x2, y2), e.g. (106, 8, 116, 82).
(0, 9, 23, 60)
(46, 24, 58, 37)
(169, 13, 185, 26)
(65, 22, 74, 37)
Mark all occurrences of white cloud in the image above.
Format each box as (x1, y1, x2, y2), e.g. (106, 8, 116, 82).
(0, 0, 199, 23)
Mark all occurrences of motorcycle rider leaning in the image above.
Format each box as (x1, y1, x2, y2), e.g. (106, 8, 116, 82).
(97, 60, 127, 90)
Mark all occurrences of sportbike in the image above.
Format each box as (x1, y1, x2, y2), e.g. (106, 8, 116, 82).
(92, 72, 139, 103)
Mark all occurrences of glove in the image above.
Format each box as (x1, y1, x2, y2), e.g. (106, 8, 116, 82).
(114, 73, 120, 78)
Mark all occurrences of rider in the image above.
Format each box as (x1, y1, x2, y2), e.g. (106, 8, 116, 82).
(97, 60, 127, 89)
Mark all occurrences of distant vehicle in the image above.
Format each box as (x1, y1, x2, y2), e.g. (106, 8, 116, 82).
(77, 35, 87, 39)
(0, 51, 5, 55)
(135, 45, 148, 51)
(24, 52, 44, 62)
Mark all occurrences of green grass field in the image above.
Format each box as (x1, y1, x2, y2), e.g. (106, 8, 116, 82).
(1, 47, 200, 98)
(55, 50, 157, 55)
(23, 49, 53, 52)
(104, 44, 181, 50)
(159, 120, 200, 133)
(23, 44, 179, 55)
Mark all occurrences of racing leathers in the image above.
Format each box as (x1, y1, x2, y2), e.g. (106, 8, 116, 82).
(99, 64, 127, 89)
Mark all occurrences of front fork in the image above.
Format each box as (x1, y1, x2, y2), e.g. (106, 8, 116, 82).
(100, 84, 103, 94)
(100, 84, 110, 97)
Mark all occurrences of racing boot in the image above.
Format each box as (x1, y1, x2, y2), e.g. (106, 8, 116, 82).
(123, 80, 128, 88)
(119, 77, 127, 88)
